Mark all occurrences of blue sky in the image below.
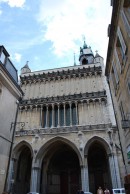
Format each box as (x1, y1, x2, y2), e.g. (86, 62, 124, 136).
(0, 0, 112, 74)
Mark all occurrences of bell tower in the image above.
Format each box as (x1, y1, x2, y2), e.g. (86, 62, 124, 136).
(79, 41, 94, 65)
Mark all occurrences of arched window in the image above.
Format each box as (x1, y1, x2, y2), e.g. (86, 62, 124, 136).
(54, 105, 58, 127)
(66, 104, 70, 126)
(72, 103, 76, 125)
(82, 58, 88, 65)
(42, 106, 46, 128)
(60, 105, 64, 126)
(48, 106, 52, 127)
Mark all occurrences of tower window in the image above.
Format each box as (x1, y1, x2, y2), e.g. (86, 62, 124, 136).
(82, 58, 88, 65)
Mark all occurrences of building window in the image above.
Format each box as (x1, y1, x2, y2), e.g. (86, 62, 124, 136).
(66, 104, 70, 126)
(48, 107, 52, 127)
(121, 9, 130, 37)
(114, 48, 121, 73)
(127, 145, 130, 162)
(0, 51, 6, 64)
(0, 82, 2, 94)
(60, 105, 64, 126)
(54, 106, 58, 127)
(110, 60, 119, 91)
(42, 107, 46, 128)
(119, 101, 126, 120)
(117, 27, 127, 56)
(82, 58, 88, 65)
(127, 78, 130, 94)
(72, 104, 76, 125)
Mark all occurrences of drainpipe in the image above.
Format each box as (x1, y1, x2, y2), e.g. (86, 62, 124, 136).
(3, 99, 20, 192)
(107, 77, 128, 175)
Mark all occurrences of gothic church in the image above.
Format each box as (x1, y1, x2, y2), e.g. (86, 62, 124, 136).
(8, 42, 124, 194)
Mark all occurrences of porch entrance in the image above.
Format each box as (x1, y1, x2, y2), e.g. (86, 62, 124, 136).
(40, 142, 81, 194)
(88, 142, 112, 194)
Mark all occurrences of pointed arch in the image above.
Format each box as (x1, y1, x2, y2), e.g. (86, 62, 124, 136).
(13, 140, 33, 158)
(35, 136, 83, 166)
(84, 135, 111, 156)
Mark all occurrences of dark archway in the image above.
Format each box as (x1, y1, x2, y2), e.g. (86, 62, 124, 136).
(88, 143, 112, 194)
(82, 58, 88, 65)
(40, 142, 81, 194)
(14, 146, 32, 194)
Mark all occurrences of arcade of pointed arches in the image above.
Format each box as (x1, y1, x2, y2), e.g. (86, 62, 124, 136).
(9, 136, 121, 194)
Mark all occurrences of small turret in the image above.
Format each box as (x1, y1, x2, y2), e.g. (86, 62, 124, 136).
(94, 51, 104, 64)
(21, 61, 31, 74)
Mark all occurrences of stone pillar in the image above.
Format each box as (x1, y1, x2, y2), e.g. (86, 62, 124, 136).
(51, 104, 54, 128)
(108, 153, 121, 189)
(113, 154, 121, 187)
(75, 101, 78, 125)
(81, 156, 89, 192)
(69, 101, 72, 126)
(30, 166, 40, 192)
(40, 105, 43, 128)
(63, 103, 66, 126)
(6, 158, 15, 192)
(46, 105, 48, 128)
(81, 101, 84, 124)
(58, 104, 60, 127)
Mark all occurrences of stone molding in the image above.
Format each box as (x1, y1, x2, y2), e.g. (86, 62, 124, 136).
(20, 65, 102, 85)
(19, 90, 107, 110)
(15, 123, 112, 136)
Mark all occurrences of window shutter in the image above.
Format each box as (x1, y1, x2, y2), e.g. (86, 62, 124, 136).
(117, 26, 126, 54)
(121, 10, 130, 37)
(114, 48, 121, 73)
(112, 60, 119, 84)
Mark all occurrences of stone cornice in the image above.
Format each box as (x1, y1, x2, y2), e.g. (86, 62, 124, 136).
(15, 123, 112, 136)
(20, 66, 102, 85)
(19, 90, 107, 109)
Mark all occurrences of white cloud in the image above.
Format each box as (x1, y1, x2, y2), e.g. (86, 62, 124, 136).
(0, 9, 2, 14)
(37, 0, 112, 62)
(14, 53, 22, 62)
(0, 0, 26, 7)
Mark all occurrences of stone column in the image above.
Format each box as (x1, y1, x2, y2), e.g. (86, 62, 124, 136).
(75, 101, 78, 125)
(6, 158, 15, 192)
(81, 156, 89, 192)
(63, 103, 66, 126)
(58, 104, 60, 127)
(51, 104, 54, 128)
(108, 153, 121, 189)
(46, 105, 48, 128)
(113, 154, 121, 187)
(81, 101, 84, 124)
(29, 105, 33, 129)
(40, 105, 43, 128)
(69, 101, 72, 126)
(30, 166, 40, 192)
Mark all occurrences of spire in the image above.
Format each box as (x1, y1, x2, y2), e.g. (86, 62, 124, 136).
(83, 40, 87, 49)
(21, 61, 31, 74)
(74, 52, 76, 66)
(22, 61, 29, 69)
(95, 50, 102, 58)
(82, 36, 87, 49)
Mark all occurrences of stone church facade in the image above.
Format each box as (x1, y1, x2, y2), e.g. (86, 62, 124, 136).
(8, 42, 125, 194)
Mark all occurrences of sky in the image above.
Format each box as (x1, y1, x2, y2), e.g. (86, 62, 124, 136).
(0, 0, 112, 74)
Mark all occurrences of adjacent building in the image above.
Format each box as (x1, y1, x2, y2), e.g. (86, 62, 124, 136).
(0, 46, 23, 193)
(105, 0, 130, 192)
(7, 42, 126, 194)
